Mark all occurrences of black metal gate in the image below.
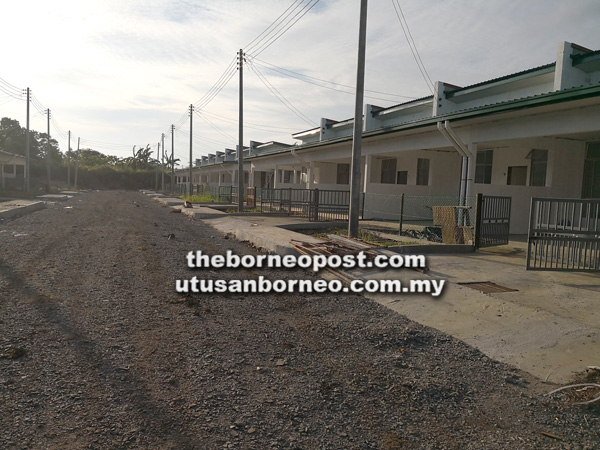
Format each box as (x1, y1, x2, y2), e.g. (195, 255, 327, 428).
(260, 188, 349, 222)
(526, 198, 600, 271)
(475, 194, 512, 248)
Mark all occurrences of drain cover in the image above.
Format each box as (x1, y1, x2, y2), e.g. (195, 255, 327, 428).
(457, 281, 518, 293)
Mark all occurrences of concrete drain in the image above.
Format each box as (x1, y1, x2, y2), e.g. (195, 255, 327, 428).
(457, 281, 518, 293)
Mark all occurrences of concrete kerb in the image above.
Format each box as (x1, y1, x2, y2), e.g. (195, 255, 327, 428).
(0, 201, 46, 220)
(37, 194, 72, 201)
(205, 215, 324, 255)
(154, 196, 185, 207)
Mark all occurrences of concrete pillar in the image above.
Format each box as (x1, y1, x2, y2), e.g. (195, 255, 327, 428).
(466, 142, 478, 202)
(554, 41, 590, 91)
(273, 165, 279, 188)
(363, 154, 372, 192)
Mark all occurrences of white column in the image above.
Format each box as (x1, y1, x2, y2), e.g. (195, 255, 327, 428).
(466, 142, 477, 202)
(362, 154, 372, 192)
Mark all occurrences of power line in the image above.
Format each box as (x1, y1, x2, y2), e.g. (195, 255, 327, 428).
(248, 55, 418, 101)
(194, 56, 238, 110)
(51, 116, 68, 140)
(247, 60, 315, 126)
(194, 110, 237, 143)
(245, 0, 305, 52)
(195, 66, 237, 111)
(0, 77, 23, 99)
(250, 0, 320, 57)
(391, 0, 434, 94)
(200, 110, 299, 133)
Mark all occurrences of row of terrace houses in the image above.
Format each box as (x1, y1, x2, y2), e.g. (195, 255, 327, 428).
(176, 41, 600, 234)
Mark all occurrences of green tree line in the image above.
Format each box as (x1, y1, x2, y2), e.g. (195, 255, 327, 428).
(0, 117, 179, 191)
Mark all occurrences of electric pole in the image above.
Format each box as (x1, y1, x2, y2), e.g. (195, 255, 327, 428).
(74, 137, 80, 190)
(67, 130, 71, 187)
(25, 87, 30, 192)
(155, 142, 160, 191)
(349, 0, 368, 238)
(171, 124, 175, 194)
(238, 48, 244, 212)
(46, 109, 51, 191)
(189, 104, 194, 196)
(161, 133, 165, 191)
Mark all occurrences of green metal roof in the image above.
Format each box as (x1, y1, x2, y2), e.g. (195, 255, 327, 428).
(247, 83, 600, 160)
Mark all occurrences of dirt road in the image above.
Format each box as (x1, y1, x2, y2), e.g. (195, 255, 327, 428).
(1, 191, 598, 449)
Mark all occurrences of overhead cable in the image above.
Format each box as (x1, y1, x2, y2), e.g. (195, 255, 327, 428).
(250, 0, 320, 57)
(247, 60, 315, 126)
(391, 0, 435, 94)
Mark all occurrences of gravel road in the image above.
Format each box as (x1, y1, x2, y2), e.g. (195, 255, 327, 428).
(1, 190, 598, 449)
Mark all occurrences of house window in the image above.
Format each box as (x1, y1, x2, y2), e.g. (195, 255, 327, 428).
(381, 158, 397, 184)
(336, 163, 350, 185)
(396, 170, 408, 185)
(507, 166, 527, 186)
(416, 158, 430, 186)
(301, 167, 308, 183)
(582, 142, 600, 198)
(527, 149, 548, 186)
(281, 170, 293, 184)
(475, 150, 493, 184)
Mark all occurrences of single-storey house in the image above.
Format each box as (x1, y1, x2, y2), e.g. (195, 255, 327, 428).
(177, 41, 600, 234)
(0, 150, 26, 189)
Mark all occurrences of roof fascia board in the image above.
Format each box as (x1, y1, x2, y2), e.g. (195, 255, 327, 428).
(249, 84, 600, 159)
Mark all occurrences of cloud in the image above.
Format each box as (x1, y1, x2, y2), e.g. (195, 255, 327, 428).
(2, 0, 600, 160)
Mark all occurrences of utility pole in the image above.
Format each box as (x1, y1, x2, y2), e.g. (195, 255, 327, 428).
(155, 142, 160, 191)
(348, 0, 368, 238)
(25, 87, 30, 192)
(238, 48, 244, 212)
(67, 130, 71, 187)
(189, 104, 194, 196)
(161, 133, 165, 191)
(74, 137, 80, 190)
(46, 109, 51, 191)
(171, 124, 175, 194)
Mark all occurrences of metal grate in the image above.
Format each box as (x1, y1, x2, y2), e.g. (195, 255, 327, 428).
(457, 281, 518, 293)
(526, 198, 600, 271)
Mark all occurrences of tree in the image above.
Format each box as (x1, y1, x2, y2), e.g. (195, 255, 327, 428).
(0, 117, 44, 159)
(123, 144, 157, 170)
(166, 154, 181, 171)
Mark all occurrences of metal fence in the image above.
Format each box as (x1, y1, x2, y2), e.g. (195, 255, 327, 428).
(361, 193, 476, 243)
(527, 198, 600, 271)
(196, 185, 233, 203)
(474, 194, 512, 248)
(260, 188, 350, 222)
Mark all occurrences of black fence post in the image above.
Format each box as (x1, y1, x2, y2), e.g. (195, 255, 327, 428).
(474, 193, 483, 249)
(360, 192, 365, 220)
(313, 189, 320, 221)
(399, 193, 405, 234)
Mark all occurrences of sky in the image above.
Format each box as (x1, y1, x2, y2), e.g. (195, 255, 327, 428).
(1, 0, 600, 167)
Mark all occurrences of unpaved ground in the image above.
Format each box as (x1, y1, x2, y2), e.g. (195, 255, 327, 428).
(0, 190, 598, 449)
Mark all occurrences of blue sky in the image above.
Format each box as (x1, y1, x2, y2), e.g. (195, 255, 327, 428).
(1, 0, 600, 166)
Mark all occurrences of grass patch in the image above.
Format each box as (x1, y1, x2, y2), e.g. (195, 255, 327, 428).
(225, 207, 262, 213)
(308, 227, 410, 247)
(180, 193, 216, 203)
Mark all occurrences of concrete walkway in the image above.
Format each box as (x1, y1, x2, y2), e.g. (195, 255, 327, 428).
(0, 199, 45, 220)
(155, 195, 600, 384)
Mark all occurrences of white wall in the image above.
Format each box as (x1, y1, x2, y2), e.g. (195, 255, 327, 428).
(365, 149, 462, 196)
(472, 138, 587, 233)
